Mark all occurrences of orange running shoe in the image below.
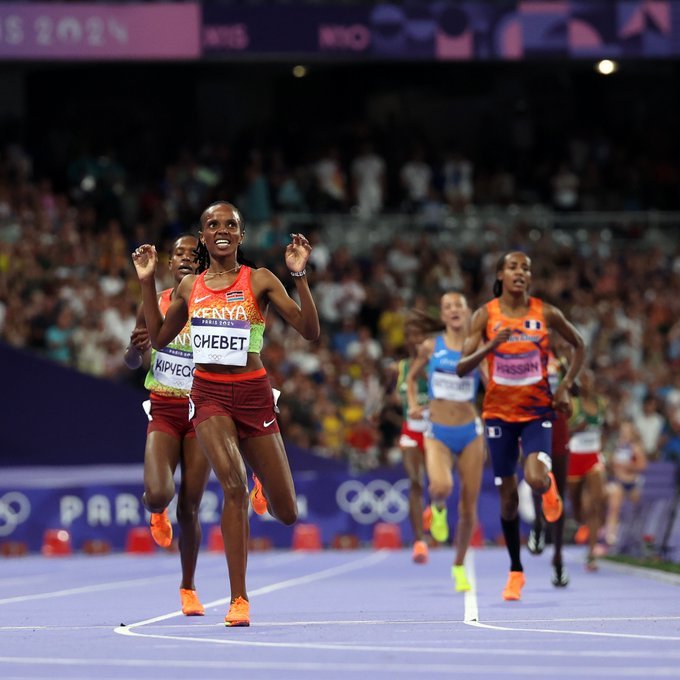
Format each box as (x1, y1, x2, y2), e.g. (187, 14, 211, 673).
(422, 506, 432, 532)
(541, 472, 563, 523)
(180, 588, 205, 616)
(502, 571, 526, 601)
(574, 524, 590, 544)
(224, 596, 250, 627)
(250, 475, 268, 516)
(149, 509, 172, 548)
(412, 540, 428, 564)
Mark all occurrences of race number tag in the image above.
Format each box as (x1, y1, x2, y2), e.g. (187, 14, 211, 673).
(493, 349, 542, 386)
(431, 371, 475, 402)
(153, 347, 194, 391)
(568, 429, 602, 454)
(191, 318, 251, 366)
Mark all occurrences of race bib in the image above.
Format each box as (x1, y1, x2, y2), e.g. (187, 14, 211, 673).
(569, 429, 601, 454)
(153, 347, 194, 391)
(613, 445, 633, 464)
(191, 318, 250, 366)
(493, 350, 542, 386)
(431, 371, 475, 402)
(406, 416, 428, 433)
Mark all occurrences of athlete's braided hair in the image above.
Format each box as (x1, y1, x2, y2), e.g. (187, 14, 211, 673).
(493, 252, 508, 297)
(194, 238, 210, 273)
(171, 232, 206, 274)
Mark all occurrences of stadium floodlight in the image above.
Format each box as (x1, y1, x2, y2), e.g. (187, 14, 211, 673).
(595, 59, 619, 75)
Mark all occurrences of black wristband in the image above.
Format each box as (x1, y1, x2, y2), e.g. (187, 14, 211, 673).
(290, 269, 307, 278)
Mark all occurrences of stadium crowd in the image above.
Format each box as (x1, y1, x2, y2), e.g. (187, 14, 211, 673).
(1, 134, 679, 477)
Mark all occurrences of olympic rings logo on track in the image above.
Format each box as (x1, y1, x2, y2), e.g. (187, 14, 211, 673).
(0, 492, 31, 537)
(335, 479, 410, 525)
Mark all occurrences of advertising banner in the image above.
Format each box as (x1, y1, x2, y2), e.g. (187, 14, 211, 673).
(0, 467, 502, 552)
(0, 3, 200, 59)
(202, 1, 677, 61)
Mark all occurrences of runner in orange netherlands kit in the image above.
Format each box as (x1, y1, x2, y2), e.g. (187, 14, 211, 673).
(457, 252, 584, 600)
(125, 233, 211, 616)
(132, 201, 320, 627)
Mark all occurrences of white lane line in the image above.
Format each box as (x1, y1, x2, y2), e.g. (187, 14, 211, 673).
(467, 619, 680, 642)
(0, 551, 304, 606)
(115, 550, 389, 633)
(462, 550, 680, 641)
(0, 656, 677, 675)
(463, 550, 478, 623)
(0, 575, 180, 606)
(4, 615, 680, 634)
(601, 560, 680, 586)
(482, 616, 680, 624)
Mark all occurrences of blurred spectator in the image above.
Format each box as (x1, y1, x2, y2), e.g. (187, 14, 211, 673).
(312, 146, 347, 212)
(378, 294, 408, 354)
(346, 325, 382, 362)
(604, 419, 647, 547)
(441, 150, 473, 210)
(399, 145, 433, 213)
(552, 163, 579, 211)
(45, 306, 76, 366)
(634, 395, 666, 461)
(662, 413, 680, 464)
(351, 141, 386, 218)
(241, 150, 272, 225)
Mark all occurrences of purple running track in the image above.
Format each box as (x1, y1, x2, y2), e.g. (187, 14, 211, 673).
(1, 546, 679, 679)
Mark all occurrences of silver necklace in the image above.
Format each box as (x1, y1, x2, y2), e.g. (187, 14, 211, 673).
(206, 264, 240, 279)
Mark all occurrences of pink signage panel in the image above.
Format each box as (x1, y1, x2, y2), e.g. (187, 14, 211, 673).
(0, 3, 200, 59)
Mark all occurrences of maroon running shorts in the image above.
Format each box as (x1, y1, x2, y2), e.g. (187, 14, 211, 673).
(190, 368, 280, 439)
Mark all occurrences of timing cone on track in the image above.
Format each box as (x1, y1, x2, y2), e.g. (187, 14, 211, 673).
(125, 527, 155, 554)
(372, 522, 402, 549)
(42, 529, 72, 557)
(332, 533, 360, 550)
(248, 536, 273, 552)
(470, 522, 485, 548)
(208, 525, 224, 552)
(81, 539, 112, 555)
(1, 541, 28, 557)
(292, 523, 322, 551)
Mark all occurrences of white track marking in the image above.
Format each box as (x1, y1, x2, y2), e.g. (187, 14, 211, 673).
(0, 575, 180, 606)
(0, 656, 678, 676)
(4, 615, 680, 634)
(463, 550, 479, 623)
(600, 561, 680, 586)
(115, 550, 389, 633)
(0, 551, 303, 606)
(467, 619, 680, 642)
